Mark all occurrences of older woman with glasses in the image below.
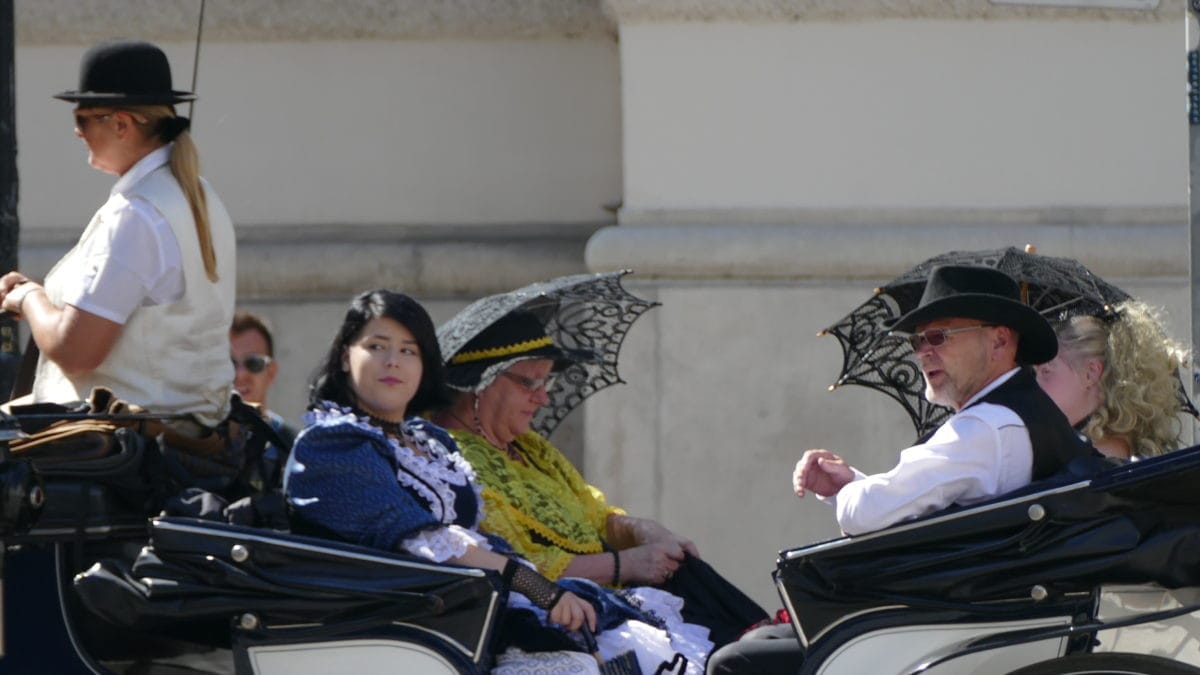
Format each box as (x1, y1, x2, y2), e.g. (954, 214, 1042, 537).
(432, 310, 767, 650)
(0, 40, 235, 433)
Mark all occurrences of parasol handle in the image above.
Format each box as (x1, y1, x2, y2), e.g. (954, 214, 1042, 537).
(1020, 243, 1038, 304)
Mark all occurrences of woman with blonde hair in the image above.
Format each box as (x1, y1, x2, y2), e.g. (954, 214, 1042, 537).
(1036, 300, 1189, 459)
(0, 40, 235, 431)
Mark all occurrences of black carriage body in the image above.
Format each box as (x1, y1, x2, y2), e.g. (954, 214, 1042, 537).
(71, 517, 504, 674)
(776, 446, 1200, 674)
(0, 399, 508, 674)
(3, 419, 1200, 672)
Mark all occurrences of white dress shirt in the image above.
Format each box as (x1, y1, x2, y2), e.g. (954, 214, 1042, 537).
(829, 368, 1034, 535)
(35, 145, 236, 428)
(53, 144, 183, 325)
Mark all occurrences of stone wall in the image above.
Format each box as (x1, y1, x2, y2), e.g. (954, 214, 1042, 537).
(13, 0, 1191, 612)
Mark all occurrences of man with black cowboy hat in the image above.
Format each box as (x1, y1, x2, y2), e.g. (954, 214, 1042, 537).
(706, 265, 1096, 675)
(791, 264, 1095, 536)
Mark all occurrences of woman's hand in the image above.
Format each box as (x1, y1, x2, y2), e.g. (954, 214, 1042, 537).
(637, 518, 699, 557)
(493, 554, 598, 631)
(0, 272, 34, 315)
(548, 590, 597, 632)
(614, 515, 699, 558)
(618, 541, 686, 585)
(0, 271, 28, 296)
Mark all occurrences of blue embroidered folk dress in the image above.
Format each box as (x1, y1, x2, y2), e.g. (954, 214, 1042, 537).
(284, 405, 490, 559)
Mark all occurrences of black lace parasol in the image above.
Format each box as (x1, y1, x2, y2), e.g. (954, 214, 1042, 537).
(822, 247, 1194, 439)
(437, 270, 659, 438)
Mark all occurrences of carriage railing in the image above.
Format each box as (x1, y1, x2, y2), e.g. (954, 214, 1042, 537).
(775, 443, 1200, 673)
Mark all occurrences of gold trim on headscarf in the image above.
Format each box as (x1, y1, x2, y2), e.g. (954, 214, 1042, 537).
(450, 336, 553, 364)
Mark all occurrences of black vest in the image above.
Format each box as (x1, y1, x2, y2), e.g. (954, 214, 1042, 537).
(965, 366, 1096, 480)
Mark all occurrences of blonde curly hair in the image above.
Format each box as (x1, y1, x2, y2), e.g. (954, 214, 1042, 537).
(1053, 301, 1189, 457)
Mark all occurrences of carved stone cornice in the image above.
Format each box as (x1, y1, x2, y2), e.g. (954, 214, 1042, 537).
(18, 0, 1176, 46)
(600, 0, 1179, 23)
(17, 1, 616, 45)
(20, 222, 602, 300)
(586, 207, 1186, 280)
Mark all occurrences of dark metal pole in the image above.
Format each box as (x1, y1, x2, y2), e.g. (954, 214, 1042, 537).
(0, 1, 12, 660)
(188, 0, 205, 121)
(0, 0, 18, 399)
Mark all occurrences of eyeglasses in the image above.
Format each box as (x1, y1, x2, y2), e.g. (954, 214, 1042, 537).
(895, 325, 996, 352)
(501, 371, 557, 393)
(232, 354, 273, 374)
(73, 111, 113, 131)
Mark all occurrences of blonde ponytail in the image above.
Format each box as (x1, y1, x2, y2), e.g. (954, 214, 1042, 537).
(122, 104, 219, 282)
(167, 131, 218, 282)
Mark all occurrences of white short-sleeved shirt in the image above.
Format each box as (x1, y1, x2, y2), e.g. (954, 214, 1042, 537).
(828, 368, 1034, 535)
(55, 145, 183, 325)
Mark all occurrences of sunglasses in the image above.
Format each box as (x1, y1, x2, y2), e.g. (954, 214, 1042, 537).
(895, 324, 995, 352)
(501, 371, 557, 393)
(232, 354, 273, 374)
(73, 111, 114, 131)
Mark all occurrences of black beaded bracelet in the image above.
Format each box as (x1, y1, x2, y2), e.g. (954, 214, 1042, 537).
(611, 550, 621, 586)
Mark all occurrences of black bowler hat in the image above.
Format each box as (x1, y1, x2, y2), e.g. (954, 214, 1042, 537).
(885, 265, 1058, 365)
(445, 311, 594, 392)
(54, 40, 195, 105)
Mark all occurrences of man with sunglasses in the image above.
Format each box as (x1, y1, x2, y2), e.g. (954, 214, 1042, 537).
(791, 264, 1095, 536)
(707, 265, 1096, 675)
(231, 311, 297, 474)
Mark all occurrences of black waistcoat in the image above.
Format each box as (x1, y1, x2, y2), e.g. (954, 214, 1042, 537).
(963, 366, 1096, 480)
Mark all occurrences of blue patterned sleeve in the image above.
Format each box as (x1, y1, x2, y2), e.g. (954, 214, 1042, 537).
(284, 421, 441, 551)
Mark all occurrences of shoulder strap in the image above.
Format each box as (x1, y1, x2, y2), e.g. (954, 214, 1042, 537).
(10, 336, 37, 399)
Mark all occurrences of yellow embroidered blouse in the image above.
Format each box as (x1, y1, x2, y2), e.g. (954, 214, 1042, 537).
(450, 429, 625, 580)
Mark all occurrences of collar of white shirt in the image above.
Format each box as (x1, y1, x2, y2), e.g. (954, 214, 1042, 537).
(957, 366, 1021, 411)
(111, 143, 173, 196)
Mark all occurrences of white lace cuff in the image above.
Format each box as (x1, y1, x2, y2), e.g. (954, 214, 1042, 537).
(402, 524, 491, 563)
